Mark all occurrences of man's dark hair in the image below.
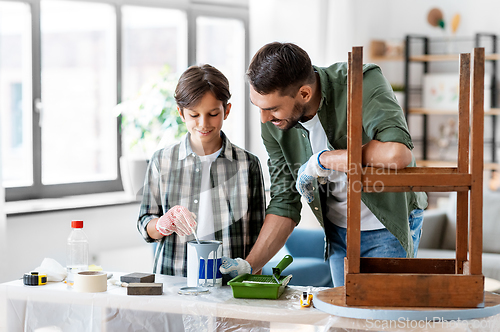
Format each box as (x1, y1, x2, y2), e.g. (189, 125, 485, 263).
(175, 64, 231, 115)
(246, 42, 315, 97)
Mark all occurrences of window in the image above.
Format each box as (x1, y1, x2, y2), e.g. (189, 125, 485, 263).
(121, 6, 187, 157)
(40, 1, 117, 185)
(0, 2, 32, 188)
(196, 16, 246, 147)
(122, 6, 187, 102)
(0, 0, 249, 201)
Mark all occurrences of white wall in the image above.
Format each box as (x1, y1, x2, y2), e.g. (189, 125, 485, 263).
(350, 0, 500, 82)
(351, 0, 500, 42)
(2, 203, 153, 283)
(0, 107, 6, 283)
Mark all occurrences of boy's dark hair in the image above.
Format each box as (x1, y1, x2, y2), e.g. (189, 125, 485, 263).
(175, 64, 231, 114)
(246, 42, 315, 97)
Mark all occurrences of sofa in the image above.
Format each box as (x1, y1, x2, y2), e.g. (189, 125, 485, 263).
(262, 228, 333, 287)
(418, 190, 500, 281)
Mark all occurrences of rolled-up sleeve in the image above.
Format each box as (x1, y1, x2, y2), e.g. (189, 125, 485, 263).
(137, 152, 163, 243)
(361, 67, 414, 150)
(246, 156, 266, 255)
(261, 123, 302, 224)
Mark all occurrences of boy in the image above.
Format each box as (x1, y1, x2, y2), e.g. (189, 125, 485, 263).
(137, 64, 265, 276)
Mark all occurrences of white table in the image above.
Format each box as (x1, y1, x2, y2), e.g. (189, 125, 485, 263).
(1, 273, 500, 332)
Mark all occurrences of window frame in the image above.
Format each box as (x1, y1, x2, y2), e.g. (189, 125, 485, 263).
(3, 0, 249, 201)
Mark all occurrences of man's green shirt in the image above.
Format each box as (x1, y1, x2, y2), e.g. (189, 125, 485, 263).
(261, 63, 428, 257)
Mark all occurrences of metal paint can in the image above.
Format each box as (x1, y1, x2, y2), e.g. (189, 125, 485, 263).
(187, 240, 222, 287)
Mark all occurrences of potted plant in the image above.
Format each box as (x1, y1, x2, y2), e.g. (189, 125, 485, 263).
(115, 65, 187, 198)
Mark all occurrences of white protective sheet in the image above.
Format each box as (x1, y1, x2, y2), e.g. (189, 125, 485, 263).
(0, 273, 333, 332)
(1, 273, 500, 331)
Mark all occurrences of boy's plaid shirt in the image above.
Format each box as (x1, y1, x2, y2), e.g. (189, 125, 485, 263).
(138, 132, 265, 276)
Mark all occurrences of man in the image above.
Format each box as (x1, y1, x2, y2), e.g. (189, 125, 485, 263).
(240, 42, 427, 287)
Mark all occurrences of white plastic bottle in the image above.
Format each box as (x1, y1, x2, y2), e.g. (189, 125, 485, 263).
(66, 220, 89, 284)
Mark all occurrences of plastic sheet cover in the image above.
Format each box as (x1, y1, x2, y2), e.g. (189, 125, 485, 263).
(2, 273, 500, 331)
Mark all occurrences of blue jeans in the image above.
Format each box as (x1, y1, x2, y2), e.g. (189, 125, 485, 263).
(326, 209, 424, 287)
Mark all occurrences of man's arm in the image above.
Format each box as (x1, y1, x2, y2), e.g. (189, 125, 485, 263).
(245, 214, 296, 273)
(246, 156, 266, 258)
(319, 140, 412, 172)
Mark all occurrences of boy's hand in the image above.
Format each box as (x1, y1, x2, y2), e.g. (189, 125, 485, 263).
(219, 257, 252, 278)
(296, 150, 332, 203)
(155, 205, 197, 236)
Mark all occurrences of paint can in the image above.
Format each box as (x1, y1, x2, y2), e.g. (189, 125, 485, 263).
(186, 240, 222, 287)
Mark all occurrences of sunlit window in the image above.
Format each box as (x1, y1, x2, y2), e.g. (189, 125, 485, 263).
(0, 2, 33, 188)
(40, 0, 117, 184)
(0, 0, 248, 201)
(196, 16, 246, 148)
(122, 6, 187, 101)
(121, 6, 187, 158)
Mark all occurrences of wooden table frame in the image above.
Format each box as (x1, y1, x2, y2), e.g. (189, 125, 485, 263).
(343, 46, 485, 308)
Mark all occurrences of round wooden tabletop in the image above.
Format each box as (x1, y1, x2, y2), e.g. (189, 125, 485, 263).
(314, 286, 500, 321)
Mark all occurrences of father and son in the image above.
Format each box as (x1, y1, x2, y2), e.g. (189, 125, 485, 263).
(137, 42, 428, 287)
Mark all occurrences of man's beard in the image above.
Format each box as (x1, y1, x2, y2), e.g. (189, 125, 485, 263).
(276, 101, 308, 131)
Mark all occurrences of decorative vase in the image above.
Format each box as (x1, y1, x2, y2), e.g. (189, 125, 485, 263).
(119, 156, 148, 200)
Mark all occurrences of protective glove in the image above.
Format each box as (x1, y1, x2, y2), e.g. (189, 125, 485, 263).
(219, 257, 252, 278)
(296, 150, 332, 203)
(155, 205, 197, 236)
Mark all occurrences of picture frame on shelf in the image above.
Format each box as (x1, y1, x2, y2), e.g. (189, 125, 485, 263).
(422, 73, 491, 111)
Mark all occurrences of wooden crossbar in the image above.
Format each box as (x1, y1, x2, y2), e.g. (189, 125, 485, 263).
(359, 167, 470, 191)
(363, 186, 470, 193)
(359, 257, 456, 274)
(345, 274, 484, 308)
(342, 47, 485, 308)
(360, 166, 459, 174)
(361, 173, 471, 189)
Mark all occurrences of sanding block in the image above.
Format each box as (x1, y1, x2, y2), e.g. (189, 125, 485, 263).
(127, 283, 163, 295)
(120, 272, 155, 283)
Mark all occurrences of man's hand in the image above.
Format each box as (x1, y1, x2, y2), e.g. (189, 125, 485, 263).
(296, 150, 332, 203)
(155, 205, 197, 236)
(219, 257, 252, 278)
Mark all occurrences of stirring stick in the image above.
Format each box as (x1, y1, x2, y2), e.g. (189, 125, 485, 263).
(187, 223, 200, 244)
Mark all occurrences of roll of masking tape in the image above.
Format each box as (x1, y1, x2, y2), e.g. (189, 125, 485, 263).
(74, 271, 107, 293)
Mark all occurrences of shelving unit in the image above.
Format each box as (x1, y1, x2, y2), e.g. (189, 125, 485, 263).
(404, 33, 499, 168)
(369, 55, 404, 62)
(409, 53, 500, 62)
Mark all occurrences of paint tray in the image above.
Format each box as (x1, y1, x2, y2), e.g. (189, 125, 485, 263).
(228, 255, 293, 299)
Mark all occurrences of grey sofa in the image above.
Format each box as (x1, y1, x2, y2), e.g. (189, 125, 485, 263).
(419, 190, 500, 281)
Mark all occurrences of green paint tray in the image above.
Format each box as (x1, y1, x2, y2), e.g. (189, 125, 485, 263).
(228, 255, 293, 299)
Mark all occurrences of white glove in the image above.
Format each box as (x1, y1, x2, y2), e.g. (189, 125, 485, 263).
(155, 205, 197, 236)
(219, 257, 252, 278)
(296, 150, 332, 203)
